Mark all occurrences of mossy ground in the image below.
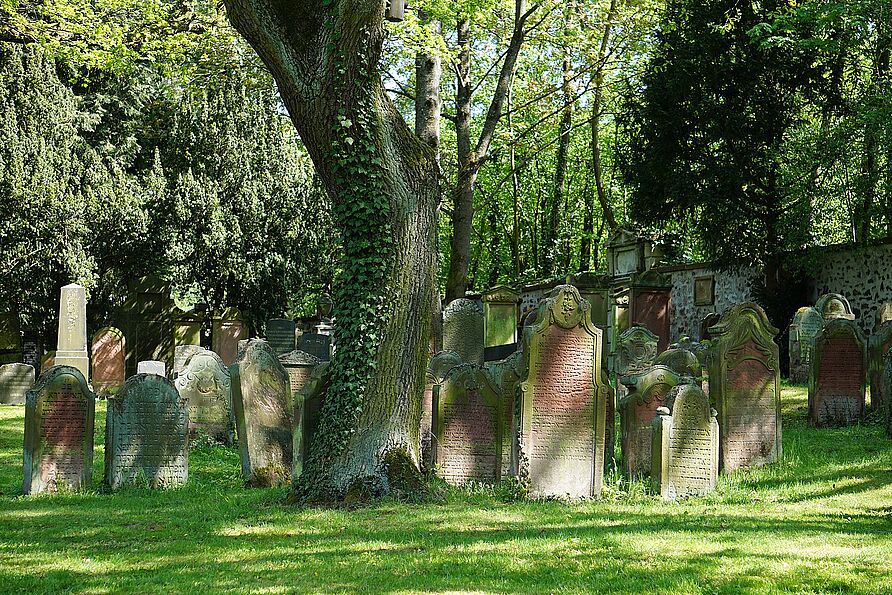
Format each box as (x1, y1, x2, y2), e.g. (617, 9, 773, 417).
(0, 384, 890, 593)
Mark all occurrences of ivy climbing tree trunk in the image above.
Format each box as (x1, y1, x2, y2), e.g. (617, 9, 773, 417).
(224, 0, 440, 501)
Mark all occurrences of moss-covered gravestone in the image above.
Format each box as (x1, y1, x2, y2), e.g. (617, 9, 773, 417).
(516, 285, 608, 498)
(809, 319, 866, 426)
(0, 363, 34, 405)
(788, 307, 824, 384)
(279, 349, 322, 479)
(654, 348, 701, 378)
(105, 374, 189, 490)
(174, 349, 233, 442)
(482, 286, 520, 351)
(815, 293, 855, 321)
(231, 339, 292, 486)
(707, 303, 781, 471)
(868, 321, 892, 413)
(432, 363, 514, 484)
(617, 326, 659, 377)
(23, 366, 95, 494)
(442, 298, 484, 366)
(651, 383, 718, 500)
(619, 365, 686, 477)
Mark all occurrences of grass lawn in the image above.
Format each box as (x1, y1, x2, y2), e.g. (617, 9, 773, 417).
(0, 384, 890, 593)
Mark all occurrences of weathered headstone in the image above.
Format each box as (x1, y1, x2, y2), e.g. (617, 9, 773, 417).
(137, 360, 166, 376)
(442, 299, 485, 366)
(868, 321, 892, 413)
(0, 363, 35, 405)
(617, 326, 659, 378)
(651, 383, 719, 500)
(482, 286, 520, 348)
(619, 365, 686, 477)
(212, 309, 247, 366)
(55, 284, 89, 379)
(788, 307, 824, 384)
(231, 339, 292, 485)
(809, 319, 866, 426)
(877, 302, 892, 327)
(298, 333, 331, 362)
(291, 361, 329, 480)
(23, 366, 95, 494)
(707, 303, 782, 471)
(267, 318, 297, 356)
(91, 327, 125, 396)
(516, 285, 608, 498)
(699, 312, 721, 341)
(0, 311, 21, 364)
(175, 349, 233, 442)
(173, 345, 204, 379)
(654, 348, 701, 378)
(105, 374, 188, 490)
(432, 363, 513, 484)
(815, 293, 855, 321)
(21, 331, 41, 369)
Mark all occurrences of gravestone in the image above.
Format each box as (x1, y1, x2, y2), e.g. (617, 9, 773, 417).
(213, 309, 247, 366)
(877, 302, 892, 327)
(137, 360, 166, 376)
(231, 339, 292, 485)
(516, 285, 608, 498)
(868, 321, 892, 413)
(815, 293, 855, 321)
(23, 366, 95, 494)
(788, 307, 824, 384)
(55, 284, 89, 379)
(21, 331, 41, 369)
(175, 349, 233, 442)
(267, 318, 297, 356)
(442, 299, 484, 366)
(173, 345, 204, 379)
(432, 363, 512, 484)
(654, 348, 701, 378)
(617, 326, 659, 379)
(618, 365, 686, 477)
(628, 271, 672, 352)
(0, 363, 35, 405)
(651, 383, 719, 500)
(298, 333, 331, 362)
(699, 312, 721, 341)
(291, 361, 329, 480)
(482, 286, 520, 348)
(0, 311, 21, 364)
(105, 374, 188, 490)
(809, 319, 866, 426)
(707, 303, 782, 471)
(91, 327, 125, 396)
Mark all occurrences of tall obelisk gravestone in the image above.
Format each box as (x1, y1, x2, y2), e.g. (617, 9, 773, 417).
(55, 284, 90, 380)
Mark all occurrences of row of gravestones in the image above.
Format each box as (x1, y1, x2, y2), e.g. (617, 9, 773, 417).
(429, 291, 784, 500)
(22, 339, 324, 494)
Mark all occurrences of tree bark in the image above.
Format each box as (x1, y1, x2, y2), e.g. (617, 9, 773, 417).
(589, 0, 619, 236)
(224, 0, 439, 499)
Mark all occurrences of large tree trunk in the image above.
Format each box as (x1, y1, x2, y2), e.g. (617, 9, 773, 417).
(224, 0, 439, 500)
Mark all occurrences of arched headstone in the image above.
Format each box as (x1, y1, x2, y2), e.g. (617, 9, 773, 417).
(815, 293, 855, 321)
(651, 383, 719, 500)
(175, 349, 233, 442)
(105, 374, 189, 490)
(23, 366, 95, 494)
(516, 285, 608, 498)
(809, 319, 866, 426)
(707, 303, 781, 471)
(231, 339, 292, 486)
(654, 348, 701, 378)
(442, 299, 484, 366)
(617, 326, 659, 377)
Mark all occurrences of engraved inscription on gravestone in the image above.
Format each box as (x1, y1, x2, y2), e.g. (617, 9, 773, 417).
(809, 319, 866, 426)
(21, 332, 40, 369)
(175, 349, 233, 442)
(105, 374, 188, 490)
(232, 339, 292, 485)
(651, 383, 718, 500)
(0, 363, 35, 405)
(23, 366, 95, 494)
(267, 319, 297, 356)
(517, 285, 608, 498)
(707, 303, 781, 471)
(298, 333, 331, 362)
